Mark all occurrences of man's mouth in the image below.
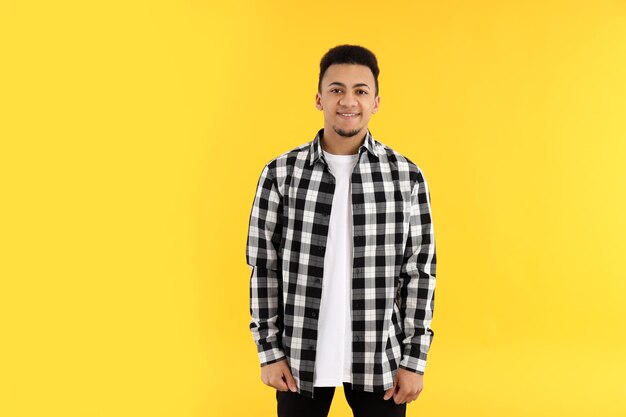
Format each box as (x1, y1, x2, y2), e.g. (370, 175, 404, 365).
(337, 112, 360, 119)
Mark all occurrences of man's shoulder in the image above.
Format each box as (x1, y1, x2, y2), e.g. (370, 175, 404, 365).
(375, 140, 423, 181)
(253, 140, 311, 184)
(262, 140, 312, 172)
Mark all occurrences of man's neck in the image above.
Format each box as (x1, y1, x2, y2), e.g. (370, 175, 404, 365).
(320, 128, 366, 155)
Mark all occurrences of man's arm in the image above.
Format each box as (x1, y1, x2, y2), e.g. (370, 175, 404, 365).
(246, 163, 286, 366)
(397, 167, 437, 375)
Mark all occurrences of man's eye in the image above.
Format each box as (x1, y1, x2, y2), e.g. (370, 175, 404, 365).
(357, 90, 368, 95)
(331, 89, 342, 93)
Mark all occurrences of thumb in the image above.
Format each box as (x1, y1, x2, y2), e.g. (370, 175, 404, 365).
(383, 378, 397, 400)
(283, 368, 298, 392)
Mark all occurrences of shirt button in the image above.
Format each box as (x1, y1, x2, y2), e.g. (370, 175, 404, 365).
(311, 311, 317, 318)
(322, 211, 329, 217)
(317, 245, 324, 253)
(354, 336, 360, 342)
(315, 278, 321, 285)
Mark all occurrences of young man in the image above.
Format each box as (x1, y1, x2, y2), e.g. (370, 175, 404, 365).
(246, 44, 437, 417)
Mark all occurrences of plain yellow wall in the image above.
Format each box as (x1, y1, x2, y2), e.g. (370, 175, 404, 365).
(1, 1, 625, 416)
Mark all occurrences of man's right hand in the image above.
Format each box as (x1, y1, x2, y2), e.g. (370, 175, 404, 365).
(261, 358, 298, 392)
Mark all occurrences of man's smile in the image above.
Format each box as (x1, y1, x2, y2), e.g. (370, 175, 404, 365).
(337, 112, 360, 119)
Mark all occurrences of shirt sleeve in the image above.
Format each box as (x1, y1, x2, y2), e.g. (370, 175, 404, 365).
(246, 162, 286, 367)
(397, 168, 437, 375)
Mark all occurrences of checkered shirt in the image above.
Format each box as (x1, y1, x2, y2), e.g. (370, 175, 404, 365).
(246, 128, 437, 399)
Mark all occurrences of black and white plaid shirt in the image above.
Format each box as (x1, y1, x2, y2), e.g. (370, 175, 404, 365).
(246, 128, 437, 399)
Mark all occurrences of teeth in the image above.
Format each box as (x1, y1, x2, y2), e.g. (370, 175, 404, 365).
(341, 113, 357, 116)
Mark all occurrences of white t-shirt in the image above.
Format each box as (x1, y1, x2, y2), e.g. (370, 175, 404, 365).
(313, 149, 360, 387)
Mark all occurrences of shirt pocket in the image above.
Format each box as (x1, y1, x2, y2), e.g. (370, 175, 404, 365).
(371, 179, 408, 223)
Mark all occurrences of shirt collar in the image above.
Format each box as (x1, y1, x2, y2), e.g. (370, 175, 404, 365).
(308, 128, 379, 166)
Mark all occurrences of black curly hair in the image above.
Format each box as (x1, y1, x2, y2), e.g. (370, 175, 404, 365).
(318, 44, 380, 96)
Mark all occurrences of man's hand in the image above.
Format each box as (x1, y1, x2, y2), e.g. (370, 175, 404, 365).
(261, 358, 298, 392)
(383, 368, 424, 404)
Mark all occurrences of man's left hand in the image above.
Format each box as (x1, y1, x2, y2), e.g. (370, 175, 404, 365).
(383, 368, 424, 404)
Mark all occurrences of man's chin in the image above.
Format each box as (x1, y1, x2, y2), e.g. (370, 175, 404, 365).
(333, 126, 362, 138)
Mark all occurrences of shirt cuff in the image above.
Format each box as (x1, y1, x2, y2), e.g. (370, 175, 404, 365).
(398, 343, 428, 374)
(257, 341, 286, 367)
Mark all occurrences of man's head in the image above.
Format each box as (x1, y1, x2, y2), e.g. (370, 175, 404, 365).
(315, 45, 381, 139)
(318, 44, 380, 96)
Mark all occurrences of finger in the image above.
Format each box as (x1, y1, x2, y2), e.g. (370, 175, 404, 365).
(383, 387, 395, 400)
(393, 390, 407, 405)
(408, 390, 421, 403)
(270, 376, 289, 392)
(384, 378, 397, 400)
(283, 369, 298, 392)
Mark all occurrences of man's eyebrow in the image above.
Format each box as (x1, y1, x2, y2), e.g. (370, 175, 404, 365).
(328, 82, 371, 89)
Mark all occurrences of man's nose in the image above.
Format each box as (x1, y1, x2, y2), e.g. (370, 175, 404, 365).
(339, 91, 357, 107)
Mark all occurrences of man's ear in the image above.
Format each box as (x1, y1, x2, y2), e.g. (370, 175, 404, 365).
(315, 92, 323, 110)
(372, 95, 380, 114)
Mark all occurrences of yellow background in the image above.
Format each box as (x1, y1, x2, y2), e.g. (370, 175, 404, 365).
(1, 0, 625, 416)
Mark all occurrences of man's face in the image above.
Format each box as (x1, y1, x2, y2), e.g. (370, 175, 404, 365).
(315, 64, 380, 138)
